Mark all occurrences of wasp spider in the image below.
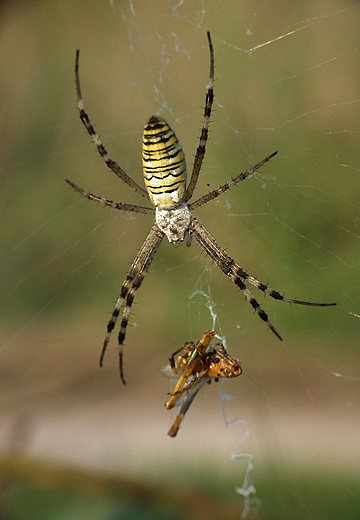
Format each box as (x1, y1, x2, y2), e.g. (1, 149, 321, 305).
(66, 32, 336, 384)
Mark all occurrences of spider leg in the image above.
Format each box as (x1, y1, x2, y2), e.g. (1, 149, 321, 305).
(65, 179, 155, 215)
(189, 216, 336, 340)
(75, 50, 149, 200)
(189, 151, 277, 211)
(99, 224, 164, 384)
(243, 272, 337, 307)
(185, 31, 214, 202)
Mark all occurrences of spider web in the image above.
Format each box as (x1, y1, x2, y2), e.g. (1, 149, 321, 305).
(1, 1, 360, 518)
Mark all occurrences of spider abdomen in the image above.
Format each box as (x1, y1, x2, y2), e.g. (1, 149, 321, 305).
(142, 116, 187, 209)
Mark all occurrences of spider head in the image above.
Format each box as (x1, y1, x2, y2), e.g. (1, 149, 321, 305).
(155, 204, 191, 244)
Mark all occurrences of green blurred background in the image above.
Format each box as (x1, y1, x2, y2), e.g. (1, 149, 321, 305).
(1, 1, 360, 519)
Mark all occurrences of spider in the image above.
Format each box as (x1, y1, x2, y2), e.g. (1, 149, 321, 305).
(66, 32, 336, 384)
(161, 330, 242, 437)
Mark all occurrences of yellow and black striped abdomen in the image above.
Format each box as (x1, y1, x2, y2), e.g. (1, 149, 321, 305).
(142, 116, 187, 209)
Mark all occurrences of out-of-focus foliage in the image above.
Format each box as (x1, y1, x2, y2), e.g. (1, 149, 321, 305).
(1, 0, 359, 340)
(1, 4, 359, 519)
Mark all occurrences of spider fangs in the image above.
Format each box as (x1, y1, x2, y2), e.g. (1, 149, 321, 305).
(66, 32, 336, 384)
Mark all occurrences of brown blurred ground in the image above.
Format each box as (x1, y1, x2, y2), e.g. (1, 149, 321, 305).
(1, 324, 358, 481)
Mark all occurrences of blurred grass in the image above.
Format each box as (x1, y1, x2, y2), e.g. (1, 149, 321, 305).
(1, 0, 359, 338)
(1, 455, 360, 520)
(0, 456, 241, 520)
